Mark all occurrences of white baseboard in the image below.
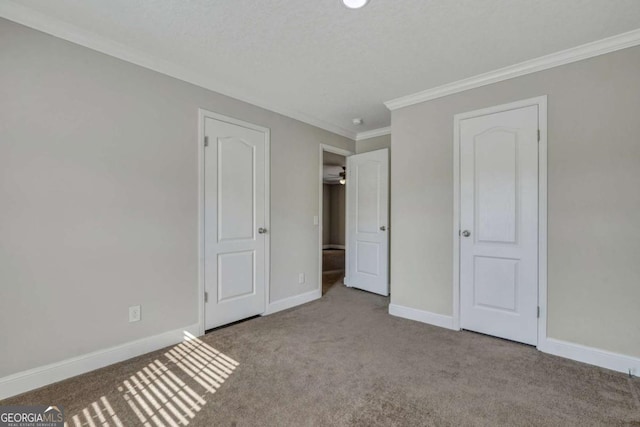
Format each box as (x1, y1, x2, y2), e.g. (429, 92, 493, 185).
(388, 305, 640, 375)
(322, 244, 345, 250)
(0, 323, 200, 400)
(388, 304, 457, 331)
(264, 289, 321, 315)
(322, 269, 344, 275)
(538, 337, 640, 375)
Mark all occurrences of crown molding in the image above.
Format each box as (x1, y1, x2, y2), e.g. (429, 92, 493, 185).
(0, 1, 357, 140)
(385, 28, 640, 111)
(355, 126, 391, 141)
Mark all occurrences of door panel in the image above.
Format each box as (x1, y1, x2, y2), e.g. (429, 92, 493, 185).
(218, 251, 254, 301)
(356, 241, 379, 276)
(218, 138, 255, 241)
(205, 117, 266, 330)
(346, 149, 389, 296)
(460, 105, 538, 345)
(474, 130, 518, 244)
(356, 162, 380, 233)
(473, 256, 518, 312)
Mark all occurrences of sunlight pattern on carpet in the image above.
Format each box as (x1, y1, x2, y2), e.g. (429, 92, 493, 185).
(64, 332, 238, 427)
(67, 396, 123, 427)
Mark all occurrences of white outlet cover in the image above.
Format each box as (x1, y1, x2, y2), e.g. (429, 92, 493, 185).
(313, 216, 319, 225)
(298, 273, 305, 284)
(129, 305, 141, 322)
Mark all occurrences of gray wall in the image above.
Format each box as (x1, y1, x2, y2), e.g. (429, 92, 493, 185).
(356, 134, 391, 154)
(323, 184, 331, 245)
(391, 45, 640, 358)
(329, 185, 346, 246)
(322, 184, 346, 247)
(0, 19, 354, 378)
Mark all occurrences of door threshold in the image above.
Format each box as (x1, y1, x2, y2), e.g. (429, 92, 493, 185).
(461, 329, 536, 347)
(205, 315, 260, 334)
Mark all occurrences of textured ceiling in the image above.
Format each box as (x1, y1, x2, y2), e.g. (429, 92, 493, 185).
(5, 0, 640, 137)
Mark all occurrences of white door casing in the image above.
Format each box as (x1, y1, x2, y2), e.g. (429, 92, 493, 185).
(345, 148, 390, 296)
(318, 144, 353, 296)
(204, 115, 268, 330)
(458, 104, 539, 345)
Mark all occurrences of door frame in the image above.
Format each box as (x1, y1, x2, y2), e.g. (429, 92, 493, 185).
(197, 108, 271, 335)
(319, 144, 354, 294)
(452, 95, 547, 348)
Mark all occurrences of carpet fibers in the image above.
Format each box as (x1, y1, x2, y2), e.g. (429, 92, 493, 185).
(3, 283, 640, 426)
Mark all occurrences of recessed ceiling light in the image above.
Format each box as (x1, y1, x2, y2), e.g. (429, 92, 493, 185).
(343, 0, 369, 9)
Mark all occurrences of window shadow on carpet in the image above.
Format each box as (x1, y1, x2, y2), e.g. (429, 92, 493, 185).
(64, 332, 238, 427)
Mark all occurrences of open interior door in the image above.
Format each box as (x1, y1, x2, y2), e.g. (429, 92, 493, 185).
(345, 148, 389, 296)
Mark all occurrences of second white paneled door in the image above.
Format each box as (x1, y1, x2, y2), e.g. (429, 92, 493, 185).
(346, 149, 389, 296)
(204, 115, 268, 330)
(459, 104, 539, 345)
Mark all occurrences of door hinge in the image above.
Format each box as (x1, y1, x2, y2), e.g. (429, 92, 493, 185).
(537, 306, 540, 318)
(204, 136, 209, 147)
(204, 292, 209, 303)
(537, 129, 541, 142)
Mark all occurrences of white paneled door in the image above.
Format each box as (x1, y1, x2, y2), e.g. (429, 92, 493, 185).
(346, 149, 389, 296)
(460, 105, 539, 345)
(204, 116, 268, 330)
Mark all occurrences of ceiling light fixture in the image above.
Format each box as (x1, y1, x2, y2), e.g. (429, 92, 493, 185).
(339, 166, 347, 185)
(342, 0, 369, 9)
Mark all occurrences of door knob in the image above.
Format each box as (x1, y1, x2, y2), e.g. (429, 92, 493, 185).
(461, 230, 470, 237)
(380, 226, 387, 231)
(258, 227, 268, 234)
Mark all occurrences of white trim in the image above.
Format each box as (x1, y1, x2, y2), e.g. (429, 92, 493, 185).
(322, 269, 345, 275)
(0, 2, 357, 140)
(0, 323, 200, 400)
(197, 111, 206, 336)
(452, 96, 548, 343)
(263, 289, 321, 315)
(539, 338, 640, 375)
(385, 28, 640, 111)
(319, 144, 354, 296)
(198, 109, 270, 333)
(452, 115, 461, 330)
(6, 1, 640, 136)
(355, 127, 391, 141)
(388, 304, 456, 331)
(322, 244, 346, 250)
(537, 99, 548, 347)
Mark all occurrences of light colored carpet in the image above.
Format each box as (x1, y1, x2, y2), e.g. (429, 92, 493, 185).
(322, 270, 343, 295)
(322, 249, 345, 295)
(3, 282, 640, 426)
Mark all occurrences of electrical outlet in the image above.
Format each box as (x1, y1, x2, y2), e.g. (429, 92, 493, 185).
(313, 216, 319, 225)
(129, 305, 141, 323)
(298, 273, 305, 284)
